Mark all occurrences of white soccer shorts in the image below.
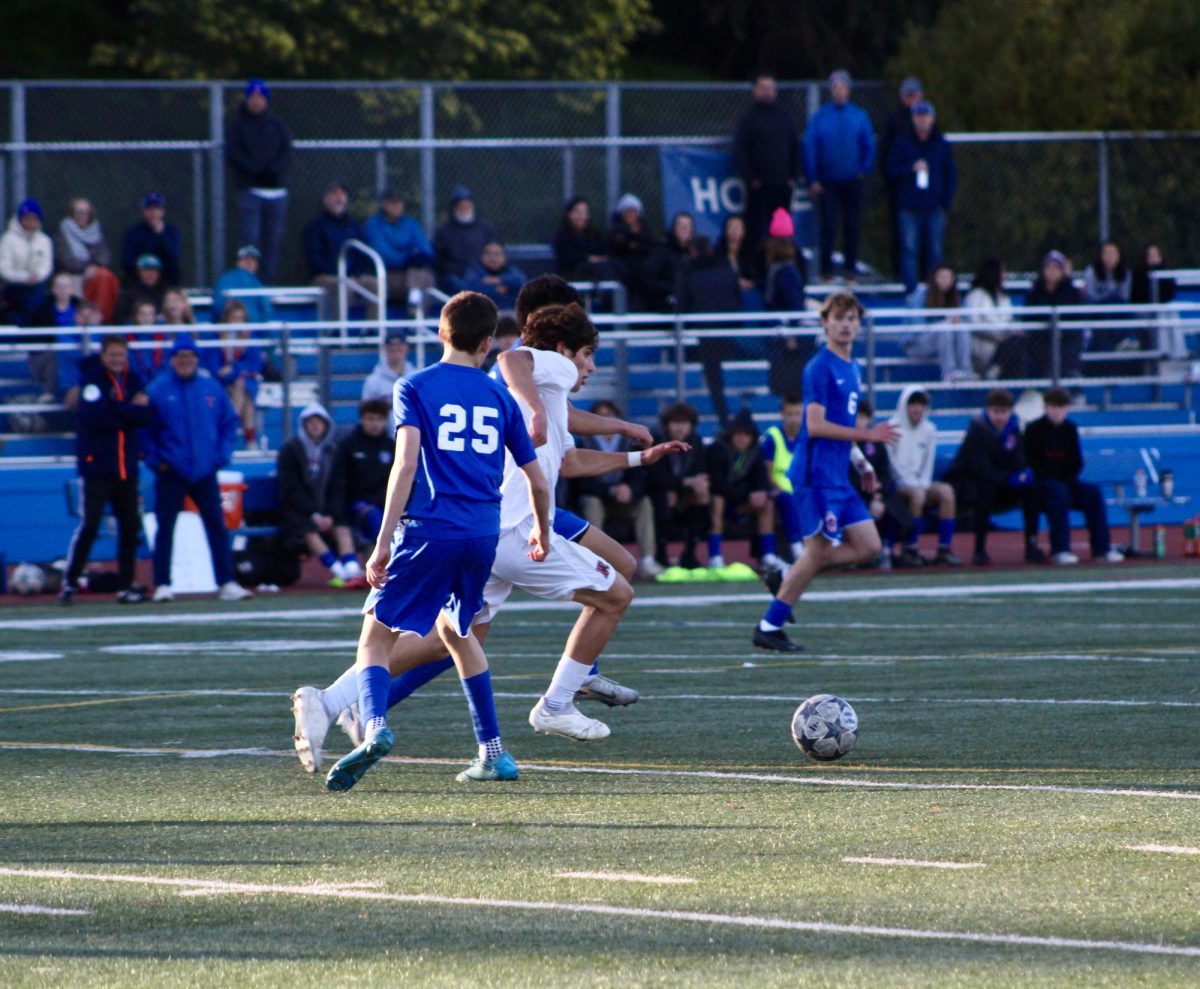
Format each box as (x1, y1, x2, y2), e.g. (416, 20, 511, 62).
(475, 515, 617, 625)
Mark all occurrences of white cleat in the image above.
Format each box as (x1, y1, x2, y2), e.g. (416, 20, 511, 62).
(575, 674, 640, 708)
(1051, 551, 1080, 565)
(152, 584, 174, 603)
(336, 703, 364, 748)
(291, 685, 333, 773)
(1104, 548, 1125, 563)
(218, 580, 253, 601)
(529, 698, 610, 742)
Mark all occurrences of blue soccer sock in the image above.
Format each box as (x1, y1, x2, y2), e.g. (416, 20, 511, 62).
(461, 669, 503, 761)
(708, 534, 723, 560)
(906, 517, 926, 547)
(937, 518, 955, 548)
(387, 657, 454, 709)
(760, 533, 777, 558)
(357, 665, 393, 735)
(588, 662, 599, 675)
(339, 552, 357, 566)
(319, 550, 337, 570)
(759, 597, 793, 632)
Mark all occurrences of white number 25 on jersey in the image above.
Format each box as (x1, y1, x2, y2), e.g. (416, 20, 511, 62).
(437, 403, 499, 454)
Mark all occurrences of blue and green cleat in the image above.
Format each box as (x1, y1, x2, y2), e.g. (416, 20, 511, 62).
(325, 726, 394, 792)
(455, 751, 520, 782)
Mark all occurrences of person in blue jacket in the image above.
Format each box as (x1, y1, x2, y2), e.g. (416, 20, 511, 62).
(803, 70, 876, 281)
(886, 100, 958, 292)
(59, 335, 154, 605)
(463, 241, 527, 308)
(143, 332, 252, 603)
(211, 245, 274, 325)
(363, 189, 436, 314)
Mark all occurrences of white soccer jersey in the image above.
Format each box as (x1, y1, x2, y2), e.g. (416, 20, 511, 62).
(497, 346, 578, 531)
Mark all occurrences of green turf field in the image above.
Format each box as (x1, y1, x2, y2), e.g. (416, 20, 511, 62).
(1, 565, 1198, 987)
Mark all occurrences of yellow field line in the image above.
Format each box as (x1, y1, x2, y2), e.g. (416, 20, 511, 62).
(0, 690, 245, 715)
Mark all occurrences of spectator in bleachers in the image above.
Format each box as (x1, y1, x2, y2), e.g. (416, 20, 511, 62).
(734, 74, 800, 249)
(225, 78, 291, 284)
(850, 398, 911, 570)
(482, 314, 520, 373)
(762, 209, 813, 398)
(23, 271, 79, 397)
(679, 235, 741, 426)
(464, 241, 527, 308)
(1025, 387, 1123, 565)
(707, 409, 785, 574)
(1132, 243, 1188, 360)
(553, 196, 616, 283)
(54, 197, 120, 323)
(608, 193, 657, 310)
(206, 299, 263, 449)
(943, 387, 1043, 566)
(716, 213, 762, 295)
(129, 298, 167, 381)
(162, 288, 195, 327)
(433, 185, 497, 293)
(303, 181, 378, 318)
(880, 77, 924, 278)
(363, 189, 436, 312)
(212, 245, 274, 325)
(902, 264, 973, 381)
(1025, 250, 1084, 379)
(646, 402, 719, 569)
(361, 329, 415, 403)
(643, 211, 695, 312)
(114, 253, 169, 326)
(327, 397, 393, 548)
(1083, 241, 1136, 373)
(276, 402, 363, 588)
(121, 193, 181, 288)
(1, 198, 53, 324)
(572, 399, 661, 580)
(887, 100, 957, 293)
(887, 386, 962, 566)
(760, 392, 807, 563)
(803, 70, 875, 282)
(964, 257, 1015, 378)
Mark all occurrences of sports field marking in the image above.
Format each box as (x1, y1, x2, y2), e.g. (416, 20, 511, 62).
(1127, 844, 1200, 855)
(0, 651, 63, 662)
(177, 879, 386, 898)
(0, 866, 1196, 959)
(842, 856, 986, 870)
(2, 741, 1197, 801)
(4, 576, 1199, 632)
(553, 871, 696, 884)
(0, 690, 231, 715)
(0, 902, 93, 916)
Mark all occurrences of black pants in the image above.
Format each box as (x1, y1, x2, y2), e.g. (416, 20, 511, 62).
(817, 178, 863, 277)
(952, 477, 1039, 554)
(64, 475, 141, 590)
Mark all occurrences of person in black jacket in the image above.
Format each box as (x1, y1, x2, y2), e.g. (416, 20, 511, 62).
(645, 403, 720, 569)
(734, 75, 800, 249)
(943, 388, 1043, 566)
(679, 236, 742, 427)
(706, 409, 784, 573)
(59, 335, 154, 604)
(1025, 388, 1122, 564)
(326, 398, 394, 546)
(1024, 250, 1084, 379)
(225, 79, 292, 284)
(878, 77, 924, 278)
(552, 197, 616, 283)
(121, 193, 182, 288)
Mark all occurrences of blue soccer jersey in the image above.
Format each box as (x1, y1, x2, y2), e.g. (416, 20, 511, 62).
(788, 345, 862, 490)
(393, 362, 536, 539)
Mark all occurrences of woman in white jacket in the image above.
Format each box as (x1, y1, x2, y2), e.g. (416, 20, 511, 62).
(0, 198, 54, 321)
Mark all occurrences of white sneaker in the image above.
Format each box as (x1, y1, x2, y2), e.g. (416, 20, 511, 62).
(342, 559, 364, 580)
(1103, 548, 1125, 563)
(761, 553, 788, 574)
(218, 580, 253, 601)
(575, 674, 640, 707)
(336, 703, 364, 747)
(637, 555, 664, 578)
(291, 685, 332, 773)
(152, 584, 174, 603)
(1051, 551, 1080, 565)
(708, 554, 726, 569)
(330, 560, 348, 582)
(528, 698, 610, 741)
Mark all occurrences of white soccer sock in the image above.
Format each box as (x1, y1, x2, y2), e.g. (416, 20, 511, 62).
(322, 667, 359, 719)
(543, 656, 592, 712)
(478, 737, 504, 762)
(791, 541, 805, 559)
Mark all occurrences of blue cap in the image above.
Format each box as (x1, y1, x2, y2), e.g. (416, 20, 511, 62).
(16, 197, 43, 221)
(899, 76, 922, 96)
(171, 332, 199, 356)
(912, 100, 935, 116)
(136, 253, 162, 270)
(829, 70, 852, 88)
(245, 78, 270, 101)
(142, 192, 166, 209)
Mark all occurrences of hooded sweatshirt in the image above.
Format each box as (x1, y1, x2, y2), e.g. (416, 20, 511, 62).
(276, 403, 338, 529)
(887, 384, 937, 489)
(0, 216, 54, 285)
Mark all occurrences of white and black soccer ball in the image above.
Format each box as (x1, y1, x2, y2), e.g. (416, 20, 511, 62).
(791, 694, 859, 761)
(10, 562, 47, 596)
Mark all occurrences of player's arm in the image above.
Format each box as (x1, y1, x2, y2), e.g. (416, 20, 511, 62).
(518, 458, 552, 562)
(807, 401, 899, 445)
(365, 424, 420, 588)
(566, 404, 654, 448)
(559, 440, 690, 478)
(848, 443, 878, 495)
(495, 349, 547, 447)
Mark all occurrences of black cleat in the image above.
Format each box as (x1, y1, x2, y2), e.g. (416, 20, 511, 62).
(763, 568, 783, 597)
(752, 627, 805, 652)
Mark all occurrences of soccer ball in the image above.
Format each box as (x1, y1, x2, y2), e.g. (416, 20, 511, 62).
(791, 694, 859, 761)
(10, 562, 47, 596)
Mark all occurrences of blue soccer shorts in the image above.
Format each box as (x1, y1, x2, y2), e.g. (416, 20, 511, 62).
(552, 507, 589, 543)
(795, 481, 873, 545)
(363, 531, 497, 637)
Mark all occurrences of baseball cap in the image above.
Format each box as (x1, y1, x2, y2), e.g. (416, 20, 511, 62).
(136, 253, 163, 270)
(236, 245, 262, 260)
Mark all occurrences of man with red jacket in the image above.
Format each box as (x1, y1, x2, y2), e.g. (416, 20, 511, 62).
(59, 335, 154, 604)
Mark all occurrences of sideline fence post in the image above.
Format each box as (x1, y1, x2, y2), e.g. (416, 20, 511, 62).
(1050, 310, 1061, 386)
(672, 312, 687, 402)
(208, 82, 226, 286)
(10, 84, 26, 208)
(420, 84, 435, 236)
(606, 83, 621, 219)
(1097, 134, 1110, 243)
(864, 309, 877, 409)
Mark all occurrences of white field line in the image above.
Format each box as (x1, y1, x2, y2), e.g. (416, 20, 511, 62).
(0, 651, 64, 662)
(1127, 844, 1200, 856)
(0, 866, 1196, 959)
(843, 856, 985, 870)
(3, 576, 1200, 632)
(553, 871, 696, 885)
(2, 741, 1198, 802)
(0, 902, 93, 916)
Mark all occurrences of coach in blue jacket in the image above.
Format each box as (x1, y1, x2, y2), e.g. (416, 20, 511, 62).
(802, 70, 876, 281)
(886, 101, 957, 292)
(60, 335, 154, 605)
(143, 333, 250, 602)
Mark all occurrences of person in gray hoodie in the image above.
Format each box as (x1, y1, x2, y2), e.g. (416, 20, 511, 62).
(886, 385, 962, 566)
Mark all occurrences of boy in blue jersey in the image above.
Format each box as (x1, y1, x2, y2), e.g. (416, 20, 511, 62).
(325, 291, 551, 791)
(752, 292, 900, 652)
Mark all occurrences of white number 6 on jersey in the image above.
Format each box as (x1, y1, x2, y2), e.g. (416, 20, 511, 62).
(847, 393, 858, 416)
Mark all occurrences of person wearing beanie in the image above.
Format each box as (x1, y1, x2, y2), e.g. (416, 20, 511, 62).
(880, 76, 926, 277)
(433, 185, 497, 292)
(1024, 249, 1084, 379)
(142, 330, 252, 603)
(225, 78, 292, 283)
(0, 198, 54, 322)
(121, 192, 182, 287)
(608, 191, 658, 310)
(802, 70, 876, 281)
(734, 74, 801, 249)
